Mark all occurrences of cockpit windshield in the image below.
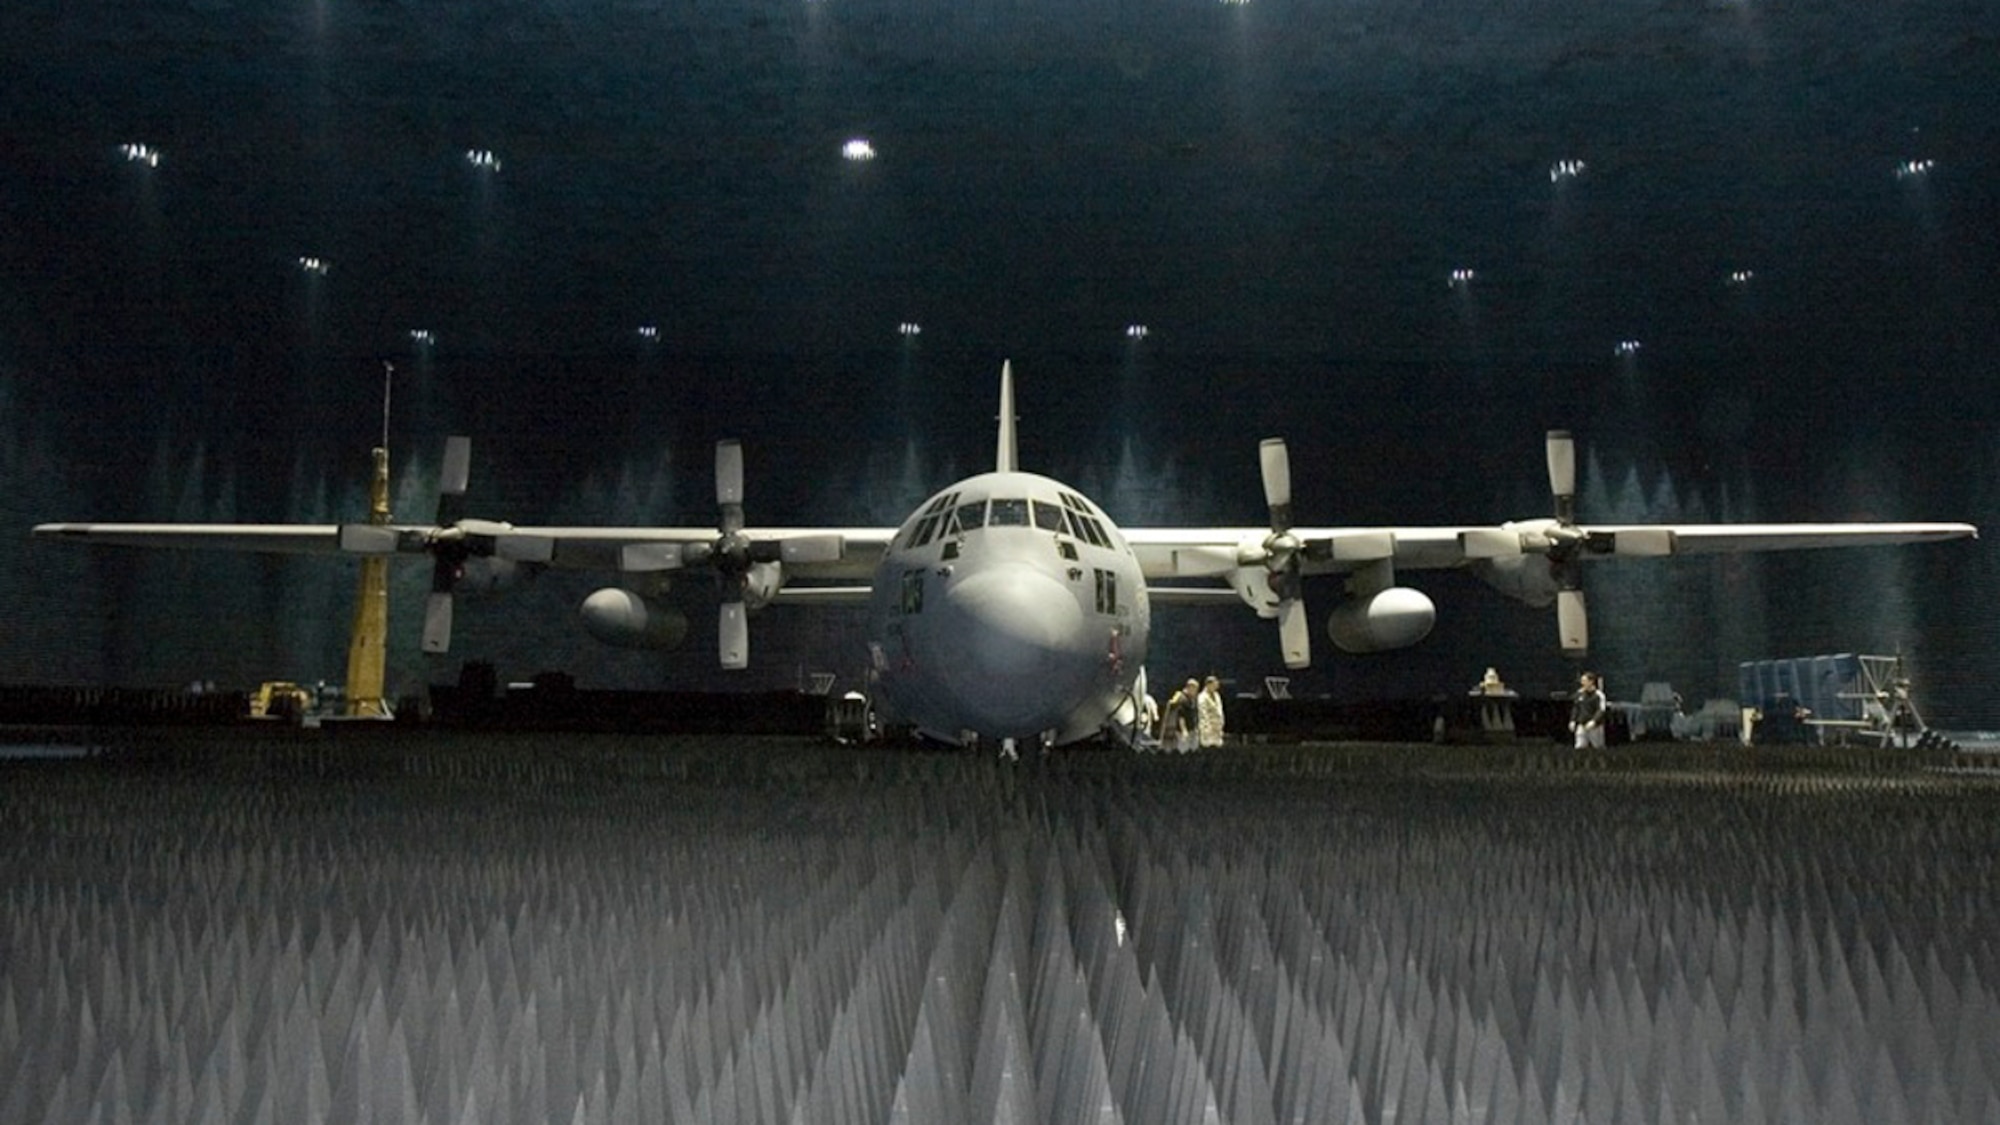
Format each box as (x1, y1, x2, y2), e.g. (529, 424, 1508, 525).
(987, 498, 1029, 527)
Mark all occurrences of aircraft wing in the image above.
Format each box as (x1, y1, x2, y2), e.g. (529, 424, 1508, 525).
(33, 523, 350, 554)
(1121, 521, 1977, 580)
(32, 522, 902, 581)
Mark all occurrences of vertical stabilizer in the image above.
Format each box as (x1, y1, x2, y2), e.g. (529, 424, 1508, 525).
(996, 360, 1018, 473)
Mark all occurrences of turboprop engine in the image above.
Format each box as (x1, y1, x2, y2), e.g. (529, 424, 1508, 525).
(580, 588, 689, 650)
(1469, 549, 1561, 608)
(1326, 587, 1436, 654)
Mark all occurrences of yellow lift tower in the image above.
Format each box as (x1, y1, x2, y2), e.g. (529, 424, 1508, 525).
(343, 365, 395, 718)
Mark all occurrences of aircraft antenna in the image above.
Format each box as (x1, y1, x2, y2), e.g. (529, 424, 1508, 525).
(380, 360, 394, 451)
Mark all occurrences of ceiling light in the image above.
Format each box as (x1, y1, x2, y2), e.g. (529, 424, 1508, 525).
(1727, 270, 1755, 286)
(1550, 159, 1586, 183)
(1615, 340, 1641, 357)
(898, 322, 921, 336)
(1895, 159, 1934, 179)
(1125, 325, 1149, 339)
(409, 330, 434, 345)
(1449, 268, 1476, 287)
(465, 149, 502, 172)
(297, 256, 330, 275)
(118, 143, 160, 167)
(842, 138, 876, 162)
(637, 326, 659, 340)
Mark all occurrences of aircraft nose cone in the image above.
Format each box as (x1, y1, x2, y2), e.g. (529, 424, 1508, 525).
(943, 565, 1088, 728)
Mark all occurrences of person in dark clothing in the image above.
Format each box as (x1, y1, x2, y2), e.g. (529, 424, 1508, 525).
(1570, 671, 1607, 750)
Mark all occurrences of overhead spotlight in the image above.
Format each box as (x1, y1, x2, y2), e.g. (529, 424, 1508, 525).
(409, 329, 435, 346)
(465, 149, 502, 172)
(117, 143, 160, 167)
(1550, 159, 1587, 183)
(898, 322, 922, 337)
(1726, 270, 1755, 286)
(1615, 340, 1642, 357)
(297, 256, 330, 276)
(1449, 268, 1476, 288)
(1125, 325, 1149, 340)
(637, 325, 659, 340)
(1894, 158, 1934, 179)
(842, 138, 876, 162)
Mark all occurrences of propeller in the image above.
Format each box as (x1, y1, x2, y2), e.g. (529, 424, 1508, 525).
(638, 440, 844, 670)
(1456, 430, 1678, 658)
(1545, 429, 1590, 657)
(339, 436, 551, 654)
(1241, 438, 1313, 669)
(423, 436, 475, 654)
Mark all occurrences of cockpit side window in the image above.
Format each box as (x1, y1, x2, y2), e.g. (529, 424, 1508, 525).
(1032, 500, 1065, 532)
(906, 491, 958, 549)
(988, 498, 1029, 526)
(1057, 491, 1111, 547)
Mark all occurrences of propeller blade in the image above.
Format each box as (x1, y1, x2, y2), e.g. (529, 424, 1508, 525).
(719, 601, 749, 670)
(1557, 588, 1589, 657)
(1278, 597, 1311, 669)
(338, 524, 400, 555)
(422, 590, 455, 653)
(1259, 438, 1293, 531)
(779, 534, 845, 564)
(1547, 430, 1576, 524)
(1460, 528, 1523, 559)
(716, 440, 745, 534)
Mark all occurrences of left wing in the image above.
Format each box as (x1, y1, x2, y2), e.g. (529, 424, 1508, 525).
(30, 522, 897, 581)
(35, 437, 898, 667)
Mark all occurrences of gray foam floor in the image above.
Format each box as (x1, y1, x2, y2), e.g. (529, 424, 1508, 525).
(3, 735, 1998, 1124)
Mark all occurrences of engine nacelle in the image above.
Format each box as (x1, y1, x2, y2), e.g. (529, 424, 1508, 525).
(580, 588, 689, 650)
(743, 561, 783, 611)
(1470, 555, 1560, 608)
(453, 556, 526, 595)
(1327, 587, 1436, 654)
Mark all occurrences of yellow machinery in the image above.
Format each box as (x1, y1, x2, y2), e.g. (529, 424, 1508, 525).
(343, 444, 394, 717)
(249, 681, 315, 720)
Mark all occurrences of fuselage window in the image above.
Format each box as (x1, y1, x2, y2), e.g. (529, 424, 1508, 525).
(1033, 500, 1065, 532)
(1094, 568, 1117, 614)
(989, 498, 1029, 526)
(900, 568, 925, 614)
(956, 501, 987, 531)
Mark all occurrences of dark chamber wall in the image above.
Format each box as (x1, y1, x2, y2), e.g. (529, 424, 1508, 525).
(5, 339, 1997, 727)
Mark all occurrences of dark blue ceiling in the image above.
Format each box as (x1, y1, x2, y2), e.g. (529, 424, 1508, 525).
(4, 0, 1994, 367)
